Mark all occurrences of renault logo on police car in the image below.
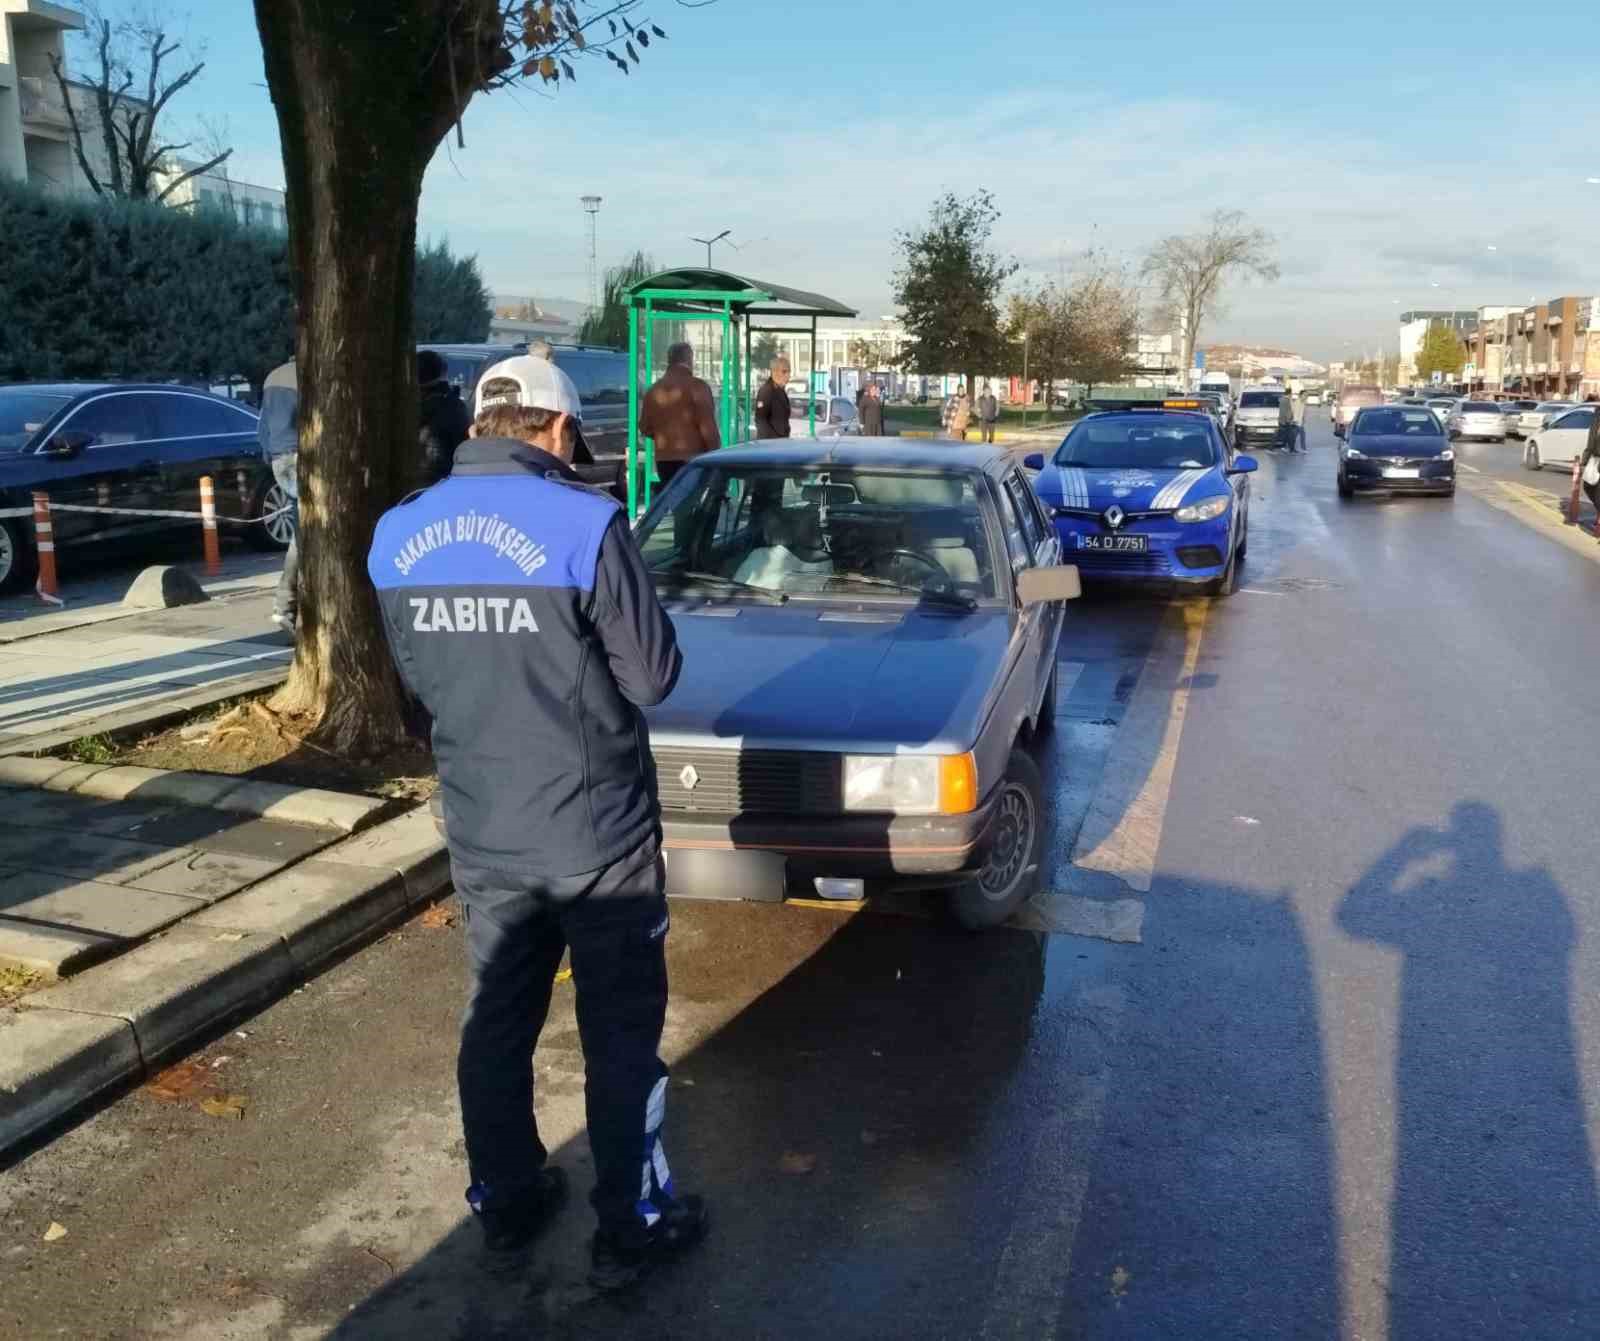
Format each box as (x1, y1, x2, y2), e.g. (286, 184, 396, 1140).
(679, 765, 700, 791)
(1104, 504, 1126, 529)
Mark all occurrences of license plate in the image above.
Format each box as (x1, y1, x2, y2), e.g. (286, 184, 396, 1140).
(1078, 534, 1149, 552)
(1382, 468, 1420, 479)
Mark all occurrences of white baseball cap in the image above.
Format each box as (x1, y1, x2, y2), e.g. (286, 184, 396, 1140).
(474, 354, 592, 462)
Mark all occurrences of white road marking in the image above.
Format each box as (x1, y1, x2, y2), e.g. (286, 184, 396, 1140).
(1237, 587, 1289, 596)
(1457, 462, 1482, 474)
(1071, 601, 1209, 892)
(980, 981, 1126, 1340)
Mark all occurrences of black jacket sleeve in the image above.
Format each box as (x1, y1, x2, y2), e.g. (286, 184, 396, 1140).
(591, 512, 682, 707)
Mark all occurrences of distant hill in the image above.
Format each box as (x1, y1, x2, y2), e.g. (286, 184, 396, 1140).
(1201, 344, 1326, 377)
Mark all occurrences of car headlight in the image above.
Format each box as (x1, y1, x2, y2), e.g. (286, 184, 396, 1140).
(1173, 495, 1230, 524)
(1344, 447, 1365, 459)
(1440, 449, 1454, 461)
(843, 753, 976, 815)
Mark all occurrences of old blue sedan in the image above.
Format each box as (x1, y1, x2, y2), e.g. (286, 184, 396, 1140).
(633, 440, 1080, 928)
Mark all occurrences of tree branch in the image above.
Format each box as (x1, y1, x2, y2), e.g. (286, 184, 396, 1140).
(154, 149, 230, 202)
(46, 51, 106, 197)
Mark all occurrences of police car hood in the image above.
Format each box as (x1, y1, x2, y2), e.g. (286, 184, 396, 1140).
(1037, 464, 1216, 512)
(645, 604, 1013, 753)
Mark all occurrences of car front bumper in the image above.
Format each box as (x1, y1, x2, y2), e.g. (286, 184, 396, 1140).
(660, 788, 1001, 882)
(1343, 461, 1454, 492)
(1051, 516, 1233, 584)
(1234, 422, 1285, 443)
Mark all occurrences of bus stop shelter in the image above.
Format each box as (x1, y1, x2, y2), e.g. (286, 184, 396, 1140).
(624, 268, 857, 517)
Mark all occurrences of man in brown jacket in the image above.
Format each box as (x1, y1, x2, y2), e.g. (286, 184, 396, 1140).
(638, 342, 721, 485)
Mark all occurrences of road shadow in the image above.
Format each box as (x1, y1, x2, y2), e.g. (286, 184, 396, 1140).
(1338, 802, 1600, 1337)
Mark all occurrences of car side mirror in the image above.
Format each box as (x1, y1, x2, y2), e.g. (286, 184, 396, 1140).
(1023, 453, 1045, 471)
(1017, 564, 1081, 605)
(1227, 455, 1258, 475)
(43, 430, 92, 458)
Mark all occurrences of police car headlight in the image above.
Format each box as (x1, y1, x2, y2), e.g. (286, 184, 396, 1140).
(1173, 495, 1230, 524)
(843, 753, 976, 815)
(1344, 447, 1365, 459)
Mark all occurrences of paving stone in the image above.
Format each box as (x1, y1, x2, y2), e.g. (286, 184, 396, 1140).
(192, 859, 408, 973)
(75, 798, 181, 838)
(0, 827, 188, 886)
(0, 1006, 142, 1154)
(113, 770, 248, 809)
(0, 783, 105, 831)
(30, 925, 294, 1070)
(0, 757, 80, 788)
(122, 849, 281, 903)
(218, 780, 387, 833)
(67, 764, 170, 802)
(0, 869, 202, 977)
(322, 806, 448, 903)
(129, 809, 338, 862)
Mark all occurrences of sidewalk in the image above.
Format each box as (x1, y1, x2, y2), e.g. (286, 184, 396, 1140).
(0, 576, 290, 757)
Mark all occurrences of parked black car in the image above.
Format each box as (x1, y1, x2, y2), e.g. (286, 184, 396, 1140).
(1337, 405, 1455, 499)
(418, 342, 631, 494)
(0, 383, 287, 592)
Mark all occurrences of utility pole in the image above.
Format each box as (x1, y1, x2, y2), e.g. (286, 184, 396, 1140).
(690, 229, 731, 267)
(580, 195, 602, 317)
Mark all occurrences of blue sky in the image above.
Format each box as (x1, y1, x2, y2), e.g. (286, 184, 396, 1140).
(93, 0, 1600, 361)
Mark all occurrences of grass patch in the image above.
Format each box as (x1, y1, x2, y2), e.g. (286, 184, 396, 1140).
(63, 733, 116, 765)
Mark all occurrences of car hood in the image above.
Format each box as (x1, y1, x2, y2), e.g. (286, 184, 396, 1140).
(645, 603, 1016, 753)
(1034, 463, 1220, 512)
(1350, 434, 1450, 457)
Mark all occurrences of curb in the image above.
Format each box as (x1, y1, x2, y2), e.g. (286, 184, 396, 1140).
(0, 756, 388, 834)
(0, 806, 449, 1159)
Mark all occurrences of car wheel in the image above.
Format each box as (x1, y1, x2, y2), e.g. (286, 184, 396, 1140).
(0, 518, 37, 594)
(1337, 471, 1353, 499)
(947, 748, 1045, 931)
(1207, 546, 1237, 599)
(1237, 516, 1249, 559)
(1524, 442, 1542, 471)
(244, 477, 295, 551)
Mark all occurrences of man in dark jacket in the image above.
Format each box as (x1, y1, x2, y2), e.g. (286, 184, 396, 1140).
(368, 354, 706, 1292)
(417, 350, 473, 485)
(860, 381, 886, 436)
(754, 355, 792, 439)
(638, 341, 720, 485)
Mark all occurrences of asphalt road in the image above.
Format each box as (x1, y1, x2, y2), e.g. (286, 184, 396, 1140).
(8, 414, 1600, 1339)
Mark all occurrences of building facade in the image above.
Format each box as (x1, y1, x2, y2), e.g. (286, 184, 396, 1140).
(1, 0, 88, 191)
(1398, 309, 1477, 385)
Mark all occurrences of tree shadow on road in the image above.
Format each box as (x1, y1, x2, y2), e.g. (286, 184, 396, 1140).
(1338, 801, 1600, 1339)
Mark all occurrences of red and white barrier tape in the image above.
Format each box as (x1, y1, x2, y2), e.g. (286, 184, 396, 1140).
(0, 503, 291, 524)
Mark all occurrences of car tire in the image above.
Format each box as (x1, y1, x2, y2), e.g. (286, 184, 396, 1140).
(1237, 517, 1249, 559)
(0, 518, 37, 595)
(1524, 442, 1542, 471)
(244, 476, 295, 552)
(947, 747, 1045, 931)
(1207, 547, 1237, 599)
(1337, 471, 1353, 499)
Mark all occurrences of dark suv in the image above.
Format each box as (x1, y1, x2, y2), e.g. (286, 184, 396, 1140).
(419, 343, 629, 494)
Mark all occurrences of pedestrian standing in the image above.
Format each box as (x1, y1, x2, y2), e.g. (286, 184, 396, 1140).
(1579, 397, 1600, 536)
(367, 355, 706, 1293)
(977, 382, 1000, 444)
(638, 341, 721, 487)
(418, 350, 473, 485)
(860, 382, 885, 436)
(754, 356, 792, 439)
(258, 360, 299, 633)
(949, 385, 973, 442)
(1290, 389, 1307, 452)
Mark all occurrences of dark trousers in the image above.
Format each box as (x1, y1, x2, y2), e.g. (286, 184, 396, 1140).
(452, 831, 673, 1233)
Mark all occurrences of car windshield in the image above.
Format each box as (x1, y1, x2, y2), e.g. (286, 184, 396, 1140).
(1055, 416, 1219, 469)
(1238, 392, 1280, 408)
(1353, 409, 1444, 436)
(636, 463, 998, 602)
(0, 390, 71, 454)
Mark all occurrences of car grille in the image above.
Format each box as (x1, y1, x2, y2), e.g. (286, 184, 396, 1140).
(653, 746, 841, 814)
(1070, 549, 1174, 575)
(1376, 457, 1444, 469)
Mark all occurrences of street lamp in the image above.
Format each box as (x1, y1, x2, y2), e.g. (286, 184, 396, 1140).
(690, 229, 731, 266)
(1021, 330, 1030, 431)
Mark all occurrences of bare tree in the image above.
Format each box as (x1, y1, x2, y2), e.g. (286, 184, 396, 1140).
(48, 3, 230, 202)
(1142, 210, 1279, 391)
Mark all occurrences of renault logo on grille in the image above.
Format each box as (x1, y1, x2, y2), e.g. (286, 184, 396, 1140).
(1103, 504, 1126, 530)
(678, 764, 700, 791)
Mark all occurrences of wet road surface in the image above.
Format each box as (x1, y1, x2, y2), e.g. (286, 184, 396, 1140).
(7, 414, 1600, 1339)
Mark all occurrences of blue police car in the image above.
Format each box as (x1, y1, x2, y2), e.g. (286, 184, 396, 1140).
(1026, 398, 1257, 597)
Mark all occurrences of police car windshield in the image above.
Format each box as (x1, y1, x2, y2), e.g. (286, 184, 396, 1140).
(636, 463, 998, 602)
(0, 389, 70, 454)
(1054, 417, 1219, 470)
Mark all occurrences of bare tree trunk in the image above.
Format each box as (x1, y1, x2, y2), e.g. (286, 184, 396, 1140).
(253, 0, 497, 756)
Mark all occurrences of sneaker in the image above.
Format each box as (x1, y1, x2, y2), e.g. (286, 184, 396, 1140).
(588, 1194, 709, 1293)
(467, 1166, 569, 1255)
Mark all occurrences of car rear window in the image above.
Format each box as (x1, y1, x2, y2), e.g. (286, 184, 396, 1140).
(1239, 392, 1281, 408)
(1462, 402, 1499, 413)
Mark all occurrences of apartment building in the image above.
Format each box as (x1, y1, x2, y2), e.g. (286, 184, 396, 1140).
(1397, 309, 1476, 385)
(1468, 297, 1596, 398)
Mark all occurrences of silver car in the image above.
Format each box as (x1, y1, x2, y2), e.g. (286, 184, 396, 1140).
(1446, 401, 1508, 442)
(1518, 401, 1574, 438)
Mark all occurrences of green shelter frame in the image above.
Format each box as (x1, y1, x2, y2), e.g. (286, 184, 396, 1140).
(623, 268, 858, 518)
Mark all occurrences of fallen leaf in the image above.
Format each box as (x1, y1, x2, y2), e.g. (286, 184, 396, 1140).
(777, 1151, 816, 1175)
(553, 967, 573, 984)
(419, 901, 457, 929)
(144, 1059, 212, 1102)
(42, 1221, 67, 1242)
(200, 1094, 246, 1120)
(209, 1055, 232, 1070)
